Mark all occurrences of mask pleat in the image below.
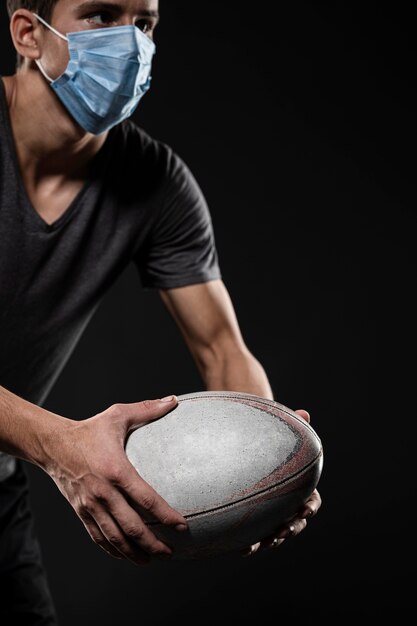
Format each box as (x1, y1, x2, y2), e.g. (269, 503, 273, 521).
(43, 23, 155, 134)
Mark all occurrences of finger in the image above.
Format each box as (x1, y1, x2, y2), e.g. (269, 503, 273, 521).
(259, 536, 286, 551)
(102, 488, 175, 558)
(295, 409, 310, 423)
(114, 396, 179, 431)
(284, 518, 307, 537)
(122, 464, 188, 529)
(241, 542, 261, 558)
(266, 514, 309, 543)
(78, 511, 124, 561)
(92, 505, 152, 566)
(300, 489, 322, 518)
(261, 518, 307, 546)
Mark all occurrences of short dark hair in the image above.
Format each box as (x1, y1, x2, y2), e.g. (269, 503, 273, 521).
(7, 1, 60, 68)
(7, 0, 58, 20)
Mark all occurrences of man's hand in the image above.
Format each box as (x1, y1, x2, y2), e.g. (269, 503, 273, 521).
(241, 409, 322, 557)
(42, 396, 188, 566)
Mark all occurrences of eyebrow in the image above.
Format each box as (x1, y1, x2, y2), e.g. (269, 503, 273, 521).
(75, 1, 160, 20)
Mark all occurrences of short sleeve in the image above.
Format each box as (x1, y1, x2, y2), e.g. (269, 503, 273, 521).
(135, 149, 222, 289)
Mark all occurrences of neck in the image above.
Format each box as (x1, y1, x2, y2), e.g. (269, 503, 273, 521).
(2, 69, 108, 182)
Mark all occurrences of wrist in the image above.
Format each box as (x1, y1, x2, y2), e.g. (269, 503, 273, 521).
(32, 413, 77, 472)
(0, 385, 75, 470)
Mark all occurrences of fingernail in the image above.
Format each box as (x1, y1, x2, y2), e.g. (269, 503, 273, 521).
(288, 524, 295, 535)
(174, 523, 188, 532)
(161, 395, 177, 403)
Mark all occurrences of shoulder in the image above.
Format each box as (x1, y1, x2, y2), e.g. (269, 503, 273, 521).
(111, 120, 202, 203)
(113, 120, 185, 179)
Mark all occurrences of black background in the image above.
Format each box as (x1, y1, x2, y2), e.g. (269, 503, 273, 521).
(1, 1, 415, 623)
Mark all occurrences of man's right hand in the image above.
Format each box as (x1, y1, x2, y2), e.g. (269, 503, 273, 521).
(42, 396, 187, 566)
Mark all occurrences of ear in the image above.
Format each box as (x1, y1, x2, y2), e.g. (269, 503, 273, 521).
(9, 9, 43, 64)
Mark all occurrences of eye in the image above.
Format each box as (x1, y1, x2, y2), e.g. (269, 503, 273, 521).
(85, 12, 116, 27)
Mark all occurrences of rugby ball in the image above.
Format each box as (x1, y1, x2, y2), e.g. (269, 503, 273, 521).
(125, 391, 323, 559)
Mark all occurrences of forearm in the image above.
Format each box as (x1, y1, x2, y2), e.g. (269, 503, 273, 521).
(201, 347, 274, 400)
(0, 385, 69, 468)
(160, 282, 275, 399)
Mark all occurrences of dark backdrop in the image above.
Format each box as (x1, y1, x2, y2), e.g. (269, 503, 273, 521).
(1, 1, 415, 624)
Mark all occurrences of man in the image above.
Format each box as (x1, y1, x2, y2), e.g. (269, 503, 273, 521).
(0, 1, 321, 623)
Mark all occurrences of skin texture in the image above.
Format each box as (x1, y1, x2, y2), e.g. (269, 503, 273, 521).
(0, 387, 188, 564)
(0, 0, 322, 563)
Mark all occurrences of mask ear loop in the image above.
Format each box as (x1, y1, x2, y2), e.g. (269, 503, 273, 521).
(32, 13, 68, 83)
(34, 59, 54, 83)
(33, 13, 68, 41)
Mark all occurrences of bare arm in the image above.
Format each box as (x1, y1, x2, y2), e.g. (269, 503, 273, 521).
(0, 385, 70, 464)
(160, 279, 321, 554)
(160, 279, 274, 398)
(0, 385, 187, 563)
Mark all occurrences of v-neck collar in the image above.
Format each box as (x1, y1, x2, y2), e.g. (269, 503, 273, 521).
(0, 77, 115, 233)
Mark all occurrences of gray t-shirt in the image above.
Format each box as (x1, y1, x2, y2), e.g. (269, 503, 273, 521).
(0, 79, 221, 480)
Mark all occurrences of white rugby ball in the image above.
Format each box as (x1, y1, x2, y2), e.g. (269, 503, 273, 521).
(125, 391, 323, 559)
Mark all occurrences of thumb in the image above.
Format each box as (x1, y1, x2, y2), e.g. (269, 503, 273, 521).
(113, 396, 178, 432)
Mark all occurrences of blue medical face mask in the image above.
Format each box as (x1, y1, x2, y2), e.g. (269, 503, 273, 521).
(34, 14, 156, 135)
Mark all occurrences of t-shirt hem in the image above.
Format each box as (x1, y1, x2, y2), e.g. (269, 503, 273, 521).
(141, 270, 222, 290)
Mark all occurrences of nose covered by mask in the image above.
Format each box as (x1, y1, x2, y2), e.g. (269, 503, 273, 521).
(34, 14, 156, 135)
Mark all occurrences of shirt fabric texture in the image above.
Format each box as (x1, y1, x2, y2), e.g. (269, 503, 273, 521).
(0, 78, 221, 479)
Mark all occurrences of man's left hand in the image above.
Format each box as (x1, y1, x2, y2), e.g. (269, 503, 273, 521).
(241, 409, 322, 557)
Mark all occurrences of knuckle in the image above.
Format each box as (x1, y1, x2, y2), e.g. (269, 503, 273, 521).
(158, 512, 175, 525)
(83, 474, 102, 492)
(81, 478, 112, 506)
(139, 492, 157, 511)
(91, 485, 110, 503)
(112, 465, 128, 484)
(104, 465, 124, 485)
(125, 525, 145, 541)
(108, 534, 123, 547)
(107, 403, 123, 419)
(91, 534, 105, 546)
(93, 461, 125, 485)
(140, 399, 155, 412)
